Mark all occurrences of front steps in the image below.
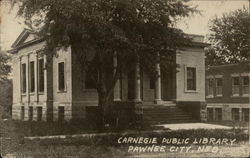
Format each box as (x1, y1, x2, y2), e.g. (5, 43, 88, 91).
(141, 103, 197, 124)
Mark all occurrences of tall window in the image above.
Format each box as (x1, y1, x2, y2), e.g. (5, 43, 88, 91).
(58, 62, 65, 91)
(207, 108, 213, 121)
(37, 107, 42, 121)
(21, 64, 27, 93)
(206, 78, 214, 96)
(30, 61, 35, 93)
(242, 108, 249, 122)
(186, 67, 196, 90)
(214, 108, 222, 120)
(28, 106, 33, 121)
(21, 106, 24, 120)
(232, 108, 239, 121)
(215, 78, 222, 96)
(242, 76, 249, 95)
(38, 58, 44, 92)
(85, 69, 96, 89)
(232, 77, 240, 96)
(58, 106, 65, 122)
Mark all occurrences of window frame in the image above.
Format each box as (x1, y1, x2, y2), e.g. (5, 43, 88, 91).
(21, 106, 25, 120)
(21, 63, 27, 94)
(57, 61, 67, 92)
(29, 61, 35, 93)
(215, 77, 223, 97)
(38, 58, 45, 93)
(214, 108, 222, 121)
(185, 66, 197, 92)
(232, 108, 240, 121)
(37, 107, 42, 122)
(242, 108, 249, 122)
(242, 76, 249, 97)
(206, 77, 214, 98)
(207, 108, 214, 121)
(232, 76, 240, 97)
(28, 106, 33, 121)
(58, 106, 65, 122)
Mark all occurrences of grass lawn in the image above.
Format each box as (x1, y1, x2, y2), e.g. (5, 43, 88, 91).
(207, 120, 249, 128)
(1, 120, 249, 158)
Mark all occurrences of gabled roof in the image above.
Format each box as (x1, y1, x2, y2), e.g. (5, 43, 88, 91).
(9, 29, 42, 54)
(11, 28, 33, 48)
(9, 29, 209, 54)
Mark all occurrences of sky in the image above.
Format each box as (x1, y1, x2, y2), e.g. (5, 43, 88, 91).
(0, 0, 249, 50)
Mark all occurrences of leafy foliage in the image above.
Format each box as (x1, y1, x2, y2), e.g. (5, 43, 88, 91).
(0, 51, 11, 81)
(206, 8, 250, 66)
(0, 79, 12, 119)
(11, 0, 197, 122)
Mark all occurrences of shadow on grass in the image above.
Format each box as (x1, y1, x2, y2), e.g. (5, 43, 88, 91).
(0, 120, 249, 158)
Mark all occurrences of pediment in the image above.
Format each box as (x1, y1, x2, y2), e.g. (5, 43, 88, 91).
(11, 29, 38, 48)
(23, 34, 37, 43)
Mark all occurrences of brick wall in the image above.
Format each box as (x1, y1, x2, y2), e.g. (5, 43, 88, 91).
(206, 61, 250, 103)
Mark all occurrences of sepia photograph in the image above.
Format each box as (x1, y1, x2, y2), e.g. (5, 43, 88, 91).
(0, 0, 250, 157)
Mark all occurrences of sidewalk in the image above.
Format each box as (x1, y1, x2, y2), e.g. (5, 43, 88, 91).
(154, 123, 233, 130)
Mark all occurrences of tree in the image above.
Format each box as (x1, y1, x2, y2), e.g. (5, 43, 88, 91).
(0, 49, 12, 119)
(11, 0, 197, 124)
(206, 8, 250, 66)
(0, 79, 12, 119)
(0, 50, 11, 81)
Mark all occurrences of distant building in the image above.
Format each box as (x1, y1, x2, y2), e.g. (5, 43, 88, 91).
(9, 29, 208, 122)
(206, 61, 250, 122)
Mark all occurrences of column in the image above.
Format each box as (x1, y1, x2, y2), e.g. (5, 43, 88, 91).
(44, 54, 47, 97)
(27, 54, 30, 103)
(35, 53, 39, 103)
(113, 52, 121, 101)
(19, 57, 23, 103)
(154, 52, 163, 104)
(134, 59, 141, 102)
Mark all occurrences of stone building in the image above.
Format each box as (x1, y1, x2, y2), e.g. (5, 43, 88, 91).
(206, 61, 250, 122)
(10, 29, 208, 123)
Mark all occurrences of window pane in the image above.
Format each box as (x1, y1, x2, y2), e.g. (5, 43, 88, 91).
(207, 79, 214, 95)
(242, 108, 249, 121)
(30, 61, 35, 92)
(28, 107, 33, 121)
(187, 67, 196, 90)
(22, 64, 26, 93)
(215, 78, 222, 95)
(21, 106, 24, 120)
(58, 106, 65, 122)
(216, 78, 222, 86)
(58, 62, 65, 91)
(215, 108, 222, 120)
(243, 86, 249, 94)
(207, 108, 213, 121)
(37, 107, 42, 121)
(232, 108, 239, 121)
(232, 77, 240, 85)
(243, 77, 249, 85)
(232, 77, 240, 95)
(38, 59, 44, 92)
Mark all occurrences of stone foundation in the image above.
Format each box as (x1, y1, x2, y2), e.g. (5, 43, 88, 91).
(207, 103, 250, 121)
(176, 101, 207, 121)
(12, 101, 47, 121)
